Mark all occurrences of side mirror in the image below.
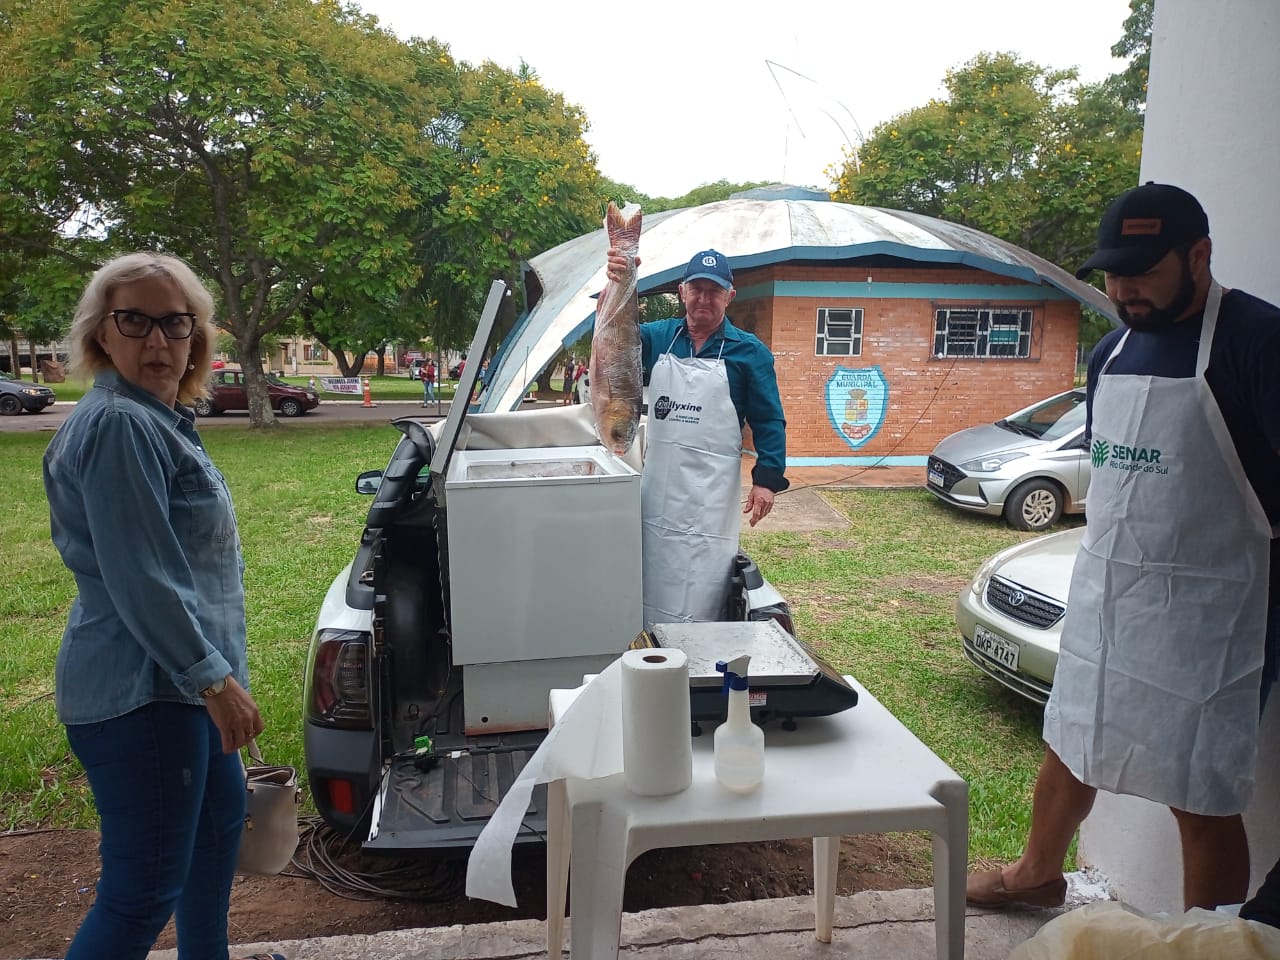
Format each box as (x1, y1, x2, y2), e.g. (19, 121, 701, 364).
(355, 470, 383, 495)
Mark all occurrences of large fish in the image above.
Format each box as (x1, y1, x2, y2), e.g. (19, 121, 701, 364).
(590, 201, 643, 455)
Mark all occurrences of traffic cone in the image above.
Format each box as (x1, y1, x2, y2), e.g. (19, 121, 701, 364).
(362, 377, 375, 408)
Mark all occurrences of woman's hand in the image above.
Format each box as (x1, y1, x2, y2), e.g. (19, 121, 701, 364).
(203, 676, 265, 754)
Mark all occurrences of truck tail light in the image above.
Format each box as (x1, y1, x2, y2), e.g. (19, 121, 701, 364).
(322, 777, 357, 815)
(305, 629, 372, 728)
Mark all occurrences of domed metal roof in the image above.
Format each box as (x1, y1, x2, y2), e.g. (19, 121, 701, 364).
(484, 198, 1115, 411)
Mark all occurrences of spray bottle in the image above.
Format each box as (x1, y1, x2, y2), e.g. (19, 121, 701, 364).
(714, 655, 764, 793)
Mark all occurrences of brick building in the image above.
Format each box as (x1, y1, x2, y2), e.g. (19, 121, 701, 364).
(489, 197, 1115, 468)
(728, 258, 1091, 466)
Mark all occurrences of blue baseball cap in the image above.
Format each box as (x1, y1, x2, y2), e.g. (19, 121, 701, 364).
(682, 250, 734, 290)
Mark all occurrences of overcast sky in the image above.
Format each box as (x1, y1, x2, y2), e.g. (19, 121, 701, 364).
(355, 1, 1135, 198)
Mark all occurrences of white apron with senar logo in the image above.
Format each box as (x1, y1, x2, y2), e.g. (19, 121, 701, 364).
(1043, 283, 1272, 815)
(641, 333, 742, 628)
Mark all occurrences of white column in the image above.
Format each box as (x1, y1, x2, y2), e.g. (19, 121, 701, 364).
(1077, 0, 1280, 910)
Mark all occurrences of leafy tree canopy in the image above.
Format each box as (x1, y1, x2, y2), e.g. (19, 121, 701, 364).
(831, 51, 1142, 272)
(0, 0, 454, 423)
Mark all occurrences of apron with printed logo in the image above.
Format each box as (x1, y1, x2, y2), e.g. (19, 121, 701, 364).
(641, 332, 742, 627)
(1043, 283, 1272, 815)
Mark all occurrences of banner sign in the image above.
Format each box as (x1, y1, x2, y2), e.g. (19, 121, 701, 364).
(319, 377, 361, 395)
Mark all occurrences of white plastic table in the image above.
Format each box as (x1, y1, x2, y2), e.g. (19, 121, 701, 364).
(545, 675, 967, 959)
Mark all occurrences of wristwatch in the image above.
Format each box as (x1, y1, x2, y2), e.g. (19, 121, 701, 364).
(199, 676, 229, 699)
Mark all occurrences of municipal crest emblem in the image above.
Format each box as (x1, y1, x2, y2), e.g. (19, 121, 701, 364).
(825, 366, 888, 450)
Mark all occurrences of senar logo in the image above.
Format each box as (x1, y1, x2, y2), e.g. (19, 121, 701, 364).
(1094, 436, 1169, 474)
(1091, 439, 1110, 468)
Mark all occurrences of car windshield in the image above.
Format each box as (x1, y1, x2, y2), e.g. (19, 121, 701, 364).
(1000, 391, 1086, 442)
(265, 374, 289, 386)
(0, 371, 14, 381)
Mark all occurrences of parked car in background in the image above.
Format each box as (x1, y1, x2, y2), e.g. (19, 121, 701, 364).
(927, 387, 1089, 532)
(194, 369, 319, 417)
(0, 371, 56, 415)
(956, 525, 1083, 705)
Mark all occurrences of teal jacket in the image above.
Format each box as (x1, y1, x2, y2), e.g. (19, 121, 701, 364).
(640, 316, 788, 492)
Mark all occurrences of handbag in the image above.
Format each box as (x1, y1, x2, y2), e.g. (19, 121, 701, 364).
(235, 738, 301, 876)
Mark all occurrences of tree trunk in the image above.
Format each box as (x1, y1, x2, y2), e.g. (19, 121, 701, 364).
(236, 338, 278, 428)
(375, 345, 386, 376)
(28, 338, 39, 382)
(6, 335, 17, 375)
(536, 366, 554, 394)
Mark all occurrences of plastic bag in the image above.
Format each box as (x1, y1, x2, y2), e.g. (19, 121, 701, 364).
(1010, 901, 1280, 959)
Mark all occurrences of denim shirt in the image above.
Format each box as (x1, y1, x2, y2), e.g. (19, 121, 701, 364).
(639, 316, 789, 492)
(43, 370, 248, 724)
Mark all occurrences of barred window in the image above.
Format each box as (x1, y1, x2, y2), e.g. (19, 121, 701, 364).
(816, 307, 863, 356)
(933, 308, 1033, 358)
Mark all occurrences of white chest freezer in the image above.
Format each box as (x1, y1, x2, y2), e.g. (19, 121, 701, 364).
(444, 444, 642, 730)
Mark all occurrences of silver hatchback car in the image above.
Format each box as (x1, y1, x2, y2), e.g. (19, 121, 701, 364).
(926, 388, 1089, 531)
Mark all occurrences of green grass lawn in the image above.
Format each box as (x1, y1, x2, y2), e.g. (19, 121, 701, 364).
(0, 424, 1058, 866)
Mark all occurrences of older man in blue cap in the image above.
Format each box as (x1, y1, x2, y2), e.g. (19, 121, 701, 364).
(612, 248, 787, 628)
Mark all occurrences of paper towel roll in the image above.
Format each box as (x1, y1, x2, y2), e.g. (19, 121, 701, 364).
(621, 648, 693, 796)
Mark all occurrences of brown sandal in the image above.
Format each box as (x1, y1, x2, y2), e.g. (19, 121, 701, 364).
(966, 867, 1067, 909)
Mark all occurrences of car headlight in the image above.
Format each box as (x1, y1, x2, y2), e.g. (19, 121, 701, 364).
(970, 554, 1003, 596)
(959, 451, 1027, 472)
(22, 388, 44, 396)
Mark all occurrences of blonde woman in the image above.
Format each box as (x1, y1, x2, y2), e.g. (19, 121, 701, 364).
(44, 253, 279, 960)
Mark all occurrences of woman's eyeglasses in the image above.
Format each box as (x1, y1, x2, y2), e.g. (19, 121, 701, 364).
(109, 310, 197, 340)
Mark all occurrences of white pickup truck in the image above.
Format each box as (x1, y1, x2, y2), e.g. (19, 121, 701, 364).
(302, 282, 853, 852)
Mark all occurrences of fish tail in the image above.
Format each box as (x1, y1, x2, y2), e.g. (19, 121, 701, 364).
(605, 201, 642, 252)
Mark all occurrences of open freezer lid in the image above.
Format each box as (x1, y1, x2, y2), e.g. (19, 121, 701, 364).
(428, 280, 507, 491)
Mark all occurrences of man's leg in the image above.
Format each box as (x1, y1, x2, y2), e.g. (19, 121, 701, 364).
(967, 746, 1096, 906)
(1170, 807, 1249, 909)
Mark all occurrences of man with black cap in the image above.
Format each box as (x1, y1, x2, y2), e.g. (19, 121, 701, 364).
(967, 182, 1280, 912)
(607, 247, 787, 627)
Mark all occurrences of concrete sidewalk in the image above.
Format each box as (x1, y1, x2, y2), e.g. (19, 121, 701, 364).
(149, 887, 1079, 960)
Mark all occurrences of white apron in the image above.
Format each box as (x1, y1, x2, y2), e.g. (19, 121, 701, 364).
(641, 333, 742, 627)
(1043, 283, 1272, 815)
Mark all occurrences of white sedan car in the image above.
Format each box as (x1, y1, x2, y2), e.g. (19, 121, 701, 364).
(956, 526, 1084, 705)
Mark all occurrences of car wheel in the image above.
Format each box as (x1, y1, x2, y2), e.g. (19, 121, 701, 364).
(0, 395, 22, 415)
(192, 397, 215, 417)
(279, 398, 304, 417)
(1004, 479, 1064, 532)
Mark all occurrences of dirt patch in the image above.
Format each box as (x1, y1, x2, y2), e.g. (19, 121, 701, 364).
(0, 827, 932, 959)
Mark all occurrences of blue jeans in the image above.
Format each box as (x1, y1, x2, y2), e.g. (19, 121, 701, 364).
(65, 701, 245, 960)
(423, 380, 434, 402)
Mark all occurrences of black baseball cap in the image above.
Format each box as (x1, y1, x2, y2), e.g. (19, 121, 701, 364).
(682, 250, 734, 289)
(1075, 182, 1210, 279)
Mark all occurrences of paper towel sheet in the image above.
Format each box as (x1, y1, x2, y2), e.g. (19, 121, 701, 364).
(465, 657, 626, 906)
(464, 649, 693, 906)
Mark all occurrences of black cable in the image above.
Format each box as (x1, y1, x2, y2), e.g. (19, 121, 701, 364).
(282, 816, 463, 902)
